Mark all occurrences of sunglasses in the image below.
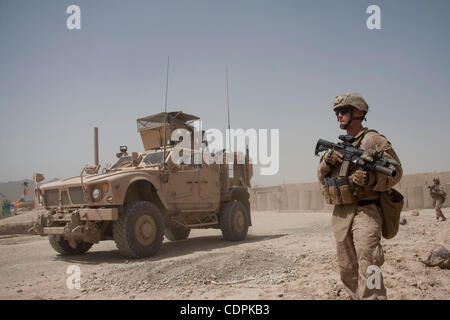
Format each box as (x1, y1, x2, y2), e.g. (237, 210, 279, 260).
(335, 107, 352, 116)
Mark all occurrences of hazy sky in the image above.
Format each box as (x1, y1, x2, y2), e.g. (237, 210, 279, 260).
(1, 0, 450, 186)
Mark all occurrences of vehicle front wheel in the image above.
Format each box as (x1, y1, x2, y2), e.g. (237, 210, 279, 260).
(219, 200, 249, 241)
(113, 201, 164, 258)
(48, 235, 93, 255)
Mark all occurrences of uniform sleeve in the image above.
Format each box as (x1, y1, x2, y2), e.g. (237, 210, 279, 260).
(317, 153, 331, 182)
(365, 133, 403, 192)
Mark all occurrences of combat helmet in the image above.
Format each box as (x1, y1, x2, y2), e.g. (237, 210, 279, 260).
(333, 93, 369, 129)
(433, 177, 440, 183)
(333, 93, 369, 112)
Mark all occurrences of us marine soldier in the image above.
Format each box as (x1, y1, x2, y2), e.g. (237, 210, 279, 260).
(317, 93, 403, 300)
(428, 178, 447, 222)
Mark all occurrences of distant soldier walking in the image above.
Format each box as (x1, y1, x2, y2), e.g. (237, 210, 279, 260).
(428, 178, 447, 222)
(317, 93, 403, 300)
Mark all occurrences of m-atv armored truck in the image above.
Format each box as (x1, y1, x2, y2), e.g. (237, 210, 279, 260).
(32, 111, 253, 258)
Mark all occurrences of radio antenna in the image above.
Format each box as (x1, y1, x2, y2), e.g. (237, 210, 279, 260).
(226, 68, 231, 153)
(226, 68, 248, 184)
(162, 56, 170, 169)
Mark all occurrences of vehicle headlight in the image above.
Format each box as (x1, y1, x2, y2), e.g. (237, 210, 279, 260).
(91, 188, 102, 201)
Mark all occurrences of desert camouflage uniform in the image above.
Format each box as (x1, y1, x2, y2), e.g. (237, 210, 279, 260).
(317, 128, 402, 299)
(429, 183, 447, 221)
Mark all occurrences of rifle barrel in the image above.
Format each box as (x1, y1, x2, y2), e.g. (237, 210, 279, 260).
(373, 164, 396, 177)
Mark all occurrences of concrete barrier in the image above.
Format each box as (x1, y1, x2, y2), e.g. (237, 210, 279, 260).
(0, 210, 40, 235)
(0, 222, 34, 235)
(250, 171, 450, 212)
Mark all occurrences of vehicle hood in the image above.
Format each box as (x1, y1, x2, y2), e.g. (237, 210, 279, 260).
(40, 170, 155, 189)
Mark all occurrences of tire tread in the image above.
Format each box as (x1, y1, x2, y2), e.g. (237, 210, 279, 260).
(113, 201, 164, 258)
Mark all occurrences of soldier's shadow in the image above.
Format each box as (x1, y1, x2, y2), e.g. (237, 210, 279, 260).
(54, 233, 287, 265)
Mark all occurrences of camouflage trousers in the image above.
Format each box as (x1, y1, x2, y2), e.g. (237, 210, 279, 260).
(335, 204, 386, 300)
(432, 198, 447, 221)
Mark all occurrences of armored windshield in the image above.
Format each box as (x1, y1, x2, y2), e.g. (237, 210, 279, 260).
(142, 151, 165, 165)
(109, 156, 132, 169)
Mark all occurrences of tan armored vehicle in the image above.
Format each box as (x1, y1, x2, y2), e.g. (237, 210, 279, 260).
(32, 111, 253, 258)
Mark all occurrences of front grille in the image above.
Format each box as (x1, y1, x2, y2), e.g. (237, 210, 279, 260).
(61, 191, 70, 205)
(69, 187, 85, 204)
(44, 189, 59, 206)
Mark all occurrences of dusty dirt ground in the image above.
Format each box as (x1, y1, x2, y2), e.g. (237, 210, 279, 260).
(0, 208, 448, 300)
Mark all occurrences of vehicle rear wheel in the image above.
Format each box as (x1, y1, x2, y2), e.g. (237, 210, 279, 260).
(165, 225, 191, 241)
(113, 201, 164, 258)
(48, 235, 93, 255)
(219, 200, 249, 241)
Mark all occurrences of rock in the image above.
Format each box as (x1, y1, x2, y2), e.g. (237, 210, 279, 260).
(17, 289, 23, 293)
(277, 293, 283, 297)
(418, 282, 427, 290)
(399, 218, 407, 225)
(411, 210, 420, 216)
(429, 280, 440, 287)
(421, 246, 450, 269)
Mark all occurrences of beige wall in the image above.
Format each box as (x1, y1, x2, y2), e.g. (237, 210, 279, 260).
(250, 171, 450, 211)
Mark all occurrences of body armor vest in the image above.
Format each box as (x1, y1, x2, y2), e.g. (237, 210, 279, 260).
(321, 129, 380, 205)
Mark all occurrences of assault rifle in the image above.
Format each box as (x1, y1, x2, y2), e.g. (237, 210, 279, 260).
(315, 135, 400, 177)
(427, 185, 440, 195)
